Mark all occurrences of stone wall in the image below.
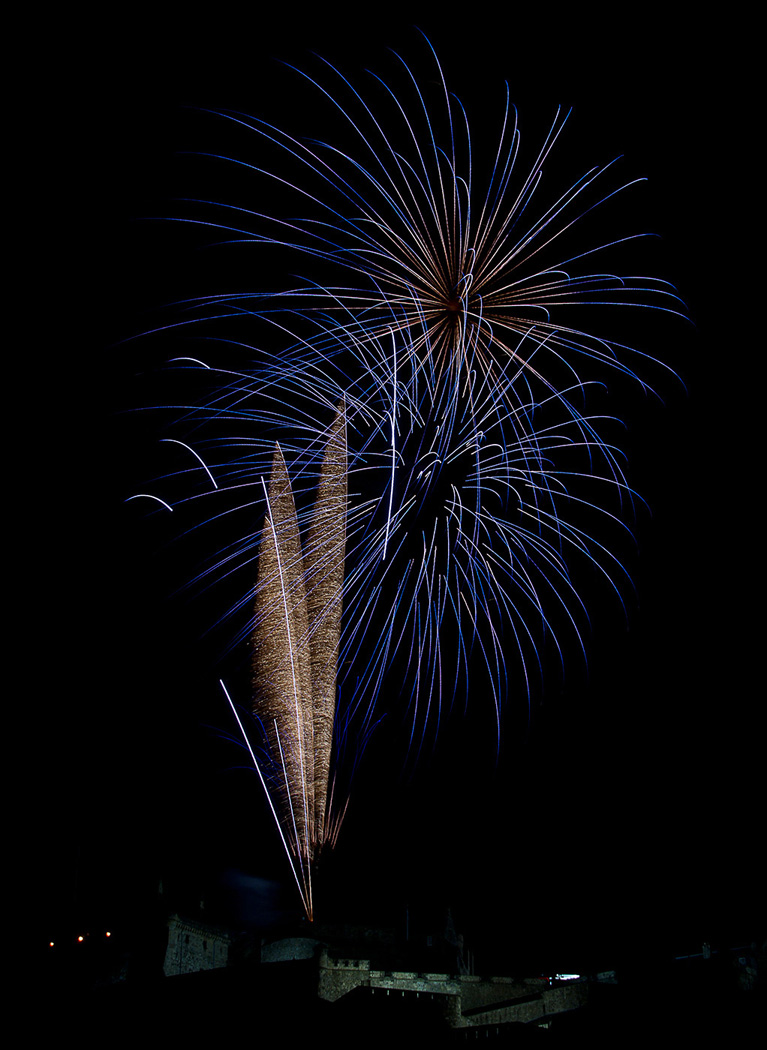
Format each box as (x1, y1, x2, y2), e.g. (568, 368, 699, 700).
(456, 977, 588, 1027)
(261, 937, 322, 963)
(163, 915, 231, 976)
(316, 949, 588, 1029)
(317, 948, 371, 1001)
(163, 927, 589, 1032)
(459, 974, 542, 1012)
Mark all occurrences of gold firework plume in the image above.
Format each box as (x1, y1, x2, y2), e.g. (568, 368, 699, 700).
(251, 401, 347, 908)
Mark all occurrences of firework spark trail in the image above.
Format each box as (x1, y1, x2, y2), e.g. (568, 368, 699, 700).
(220, 679, 311, 916)
(132, 36, 683, 909)
(247, 402, 347, 897)
(253, 454, 313, 863)
(303, 402, 347, 846)
(383, 331, 397, 561)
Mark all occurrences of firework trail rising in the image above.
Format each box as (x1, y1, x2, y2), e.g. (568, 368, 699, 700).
(131, 34, 682, 911)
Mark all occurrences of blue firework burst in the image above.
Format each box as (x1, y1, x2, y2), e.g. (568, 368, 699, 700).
(132, 33, 682, 792)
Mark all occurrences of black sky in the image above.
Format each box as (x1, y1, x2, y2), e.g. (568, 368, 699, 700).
(34, 10, 759, 975)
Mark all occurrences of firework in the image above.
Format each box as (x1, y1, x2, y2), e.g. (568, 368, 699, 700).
(133, 35, 682, 915)
(247, 403, 347, 912)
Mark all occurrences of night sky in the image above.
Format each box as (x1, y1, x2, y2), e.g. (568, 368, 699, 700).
(34, 11, 758, 979)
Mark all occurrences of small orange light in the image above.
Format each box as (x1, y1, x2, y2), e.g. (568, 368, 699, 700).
(49, 942, 55, 948)
(105, 931, 111, 938)
(77, 935, 84, 943)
